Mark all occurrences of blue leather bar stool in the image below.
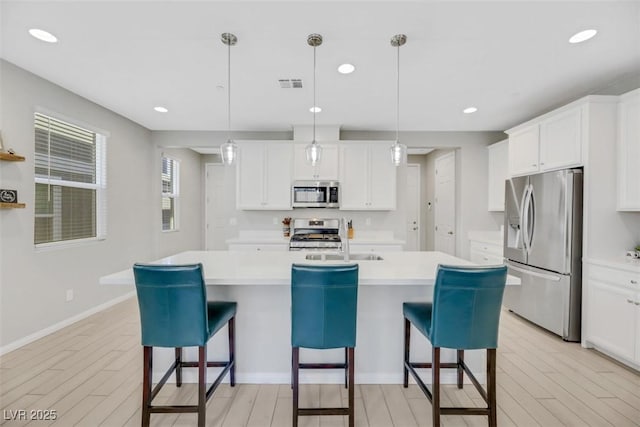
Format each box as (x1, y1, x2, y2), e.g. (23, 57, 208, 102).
(133, 263, 237, 427)
(291, 263, 359, 427)
(403, 264, 507, 427)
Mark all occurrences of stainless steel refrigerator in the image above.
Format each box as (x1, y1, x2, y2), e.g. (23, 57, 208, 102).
(503, 168, 583, 342)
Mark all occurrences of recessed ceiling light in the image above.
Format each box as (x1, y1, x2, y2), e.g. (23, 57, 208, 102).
(28, 28, 58, 43)
(309, 106, 322, 113)
(463, 107, 478, 114)
(569, 29, 597, 44)
(154, 106, 168, 113)
(338, 63, 355, 74)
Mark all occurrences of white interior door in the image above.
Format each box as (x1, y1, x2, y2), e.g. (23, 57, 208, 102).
(206, 163, 233, 250)
(406, 164, 421, 250)
(434, 151, 456, 255)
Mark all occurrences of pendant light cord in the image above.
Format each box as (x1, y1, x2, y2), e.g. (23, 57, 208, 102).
(227, 41, 231, 142)
(313, 44, 317, 143)
(396, 43, 400, 144)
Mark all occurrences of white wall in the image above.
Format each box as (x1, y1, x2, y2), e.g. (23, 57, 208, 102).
(0, 61, 202, 350)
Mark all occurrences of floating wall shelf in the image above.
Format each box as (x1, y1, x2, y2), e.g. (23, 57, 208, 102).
(0, 152, 26, 162)
(0, 202, 26, 209)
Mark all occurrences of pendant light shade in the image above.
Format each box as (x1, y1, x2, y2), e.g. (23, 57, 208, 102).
(305, 33, 323, 166)
(220, 32, 238, 166)
(390, 34, 407, 167)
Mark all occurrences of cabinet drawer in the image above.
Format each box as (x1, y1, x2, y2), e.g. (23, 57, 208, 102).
(469, 241, 503, 257)
(587, 264, 639, 290)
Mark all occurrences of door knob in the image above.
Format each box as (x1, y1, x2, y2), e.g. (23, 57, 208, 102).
(447, 231, 454, 235)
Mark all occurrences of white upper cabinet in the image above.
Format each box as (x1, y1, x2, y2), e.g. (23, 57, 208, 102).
(293, 143, 339, 181)
(339, 141, 396, 210)
(236, 141, 293, 210)
(507, 105, 583, 177)
(617, 89, 640, 211)
(487, 140, 508, 211)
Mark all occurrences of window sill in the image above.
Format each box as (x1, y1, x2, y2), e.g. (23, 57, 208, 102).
(35, 237, 106, 252)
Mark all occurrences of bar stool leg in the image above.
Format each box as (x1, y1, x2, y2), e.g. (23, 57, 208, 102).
(175, 347, 183, 387)
(487, 349, 497, 427)
(292, 347, 299, 427)
(228, 317, 236, 387)
(403, 318, 410, 388)
(432, 347, 441, 427)
(344, 347, 348, 389)
(348, 347, 355, 427)
(198, 346, 207, 427)
(142, 346, 152, 427)
(457, 349, 464, 389)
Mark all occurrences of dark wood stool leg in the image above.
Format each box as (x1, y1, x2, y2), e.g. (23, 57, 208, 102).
(142, 346, 152, 427)
(228, 317, 236, 387)
(457, 349, 464, 389)
(344, 347, 348, 389)
(487, 349, 497, 427)
(403, 318, 410, 388)
(198, 346, 207, 427)
(348, 347, 355, 427)
(292, 347, 299, 427)
(432, 346, 441, 427)
(175, 347, 183, 387)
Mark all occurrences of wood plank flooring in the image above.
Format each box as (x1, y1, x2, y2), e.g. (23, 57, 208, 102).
(1, 297, 639, 426)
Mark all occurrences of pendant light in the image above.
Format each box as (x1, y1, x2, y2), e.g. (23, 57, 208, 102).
(390, 34, 408, 166)
(305, 33, 323, 166)
(220, 33, 238, 165)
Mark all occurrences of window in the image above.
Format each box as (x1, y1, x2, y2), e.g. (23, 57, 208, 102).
(34, 113, 107, 246)
(161, 156, 179, 231)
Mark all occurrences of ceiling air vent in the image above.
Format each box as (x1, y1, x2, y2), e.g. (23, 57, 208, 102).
(279, 79, 303, 89)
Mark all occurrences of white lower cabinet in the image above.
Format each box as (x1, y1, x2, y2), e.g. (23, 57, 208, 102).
(585, 262, 640, 367)
(469, 240, 503, 265)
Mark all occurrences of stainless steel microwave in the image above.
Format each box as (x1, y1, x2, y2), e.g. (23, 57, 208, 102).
(291, 181, 340, 208)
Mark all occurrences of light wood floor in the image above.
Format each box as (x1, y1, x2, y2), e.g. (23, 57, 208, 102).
(1, 297, 639, 427)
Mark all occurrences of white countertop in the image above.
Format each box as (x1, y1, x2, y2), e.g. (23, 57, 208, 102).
(468, 230, 503, 246)
(100, 250, 520, 286)
(225, 230, 404, 246)
(584, 256, 640, 274)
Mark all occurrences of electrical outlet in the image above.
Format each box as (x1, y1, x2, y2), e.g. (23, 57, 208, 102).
(365, 218, 371, 226)
(273, 217, 278, 225)
(229, 217, 237, 226)
(66, 289, 74, 302)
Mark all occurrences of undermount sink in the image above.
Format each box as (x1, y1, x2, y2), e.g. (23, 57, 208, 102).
(305, 253, 384, 261)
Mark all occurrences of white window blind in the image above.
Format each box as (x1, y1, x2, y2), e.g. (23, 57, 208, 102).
(161, 156, 179, 231)
(34, 113, 107, 245)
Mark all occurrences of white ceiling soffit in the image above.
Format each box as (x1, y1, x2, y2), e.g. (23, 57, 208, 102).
(2, 1, 639, 133)
(407, 148, 434, 155)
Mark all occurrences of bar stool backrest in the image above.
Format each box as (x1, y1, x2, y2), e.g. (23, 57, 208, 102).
(430, 264, 507, 350)
(291, 264, 359, 349)
(133, 263, 209, 347)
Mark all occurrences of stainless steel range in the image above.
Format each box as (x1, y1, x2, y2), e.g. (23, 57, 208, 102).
(288, 218, 342, 251)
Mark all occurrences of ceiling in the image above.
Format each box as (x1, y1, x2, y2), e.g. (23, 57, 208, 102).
(1, 1, 639, 133)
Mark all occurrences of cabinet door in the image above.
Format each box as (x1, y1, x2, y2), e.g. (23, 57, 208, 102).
(487, 140, 508, 211)
(368, 143, 397, 210)
(339, 143, 369, 210)
(237, 143, 265, 209)
(586, 279, 636, 361)
(540, 107, 582, 171)
(617, 90, 640, 210)
(293, 144, 339, 181)
(508, 126, 539, 176)
(264, 143, 293, 210)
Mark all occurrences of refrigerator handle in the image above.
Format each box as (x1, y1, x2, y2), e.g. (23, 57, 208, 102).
(527, 184, 535, 251)
(521, 185, 531, 253)
(506, 262, 561, 282)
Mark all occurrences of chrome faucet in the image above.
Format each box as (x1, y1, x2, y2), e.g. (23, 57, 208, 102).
(341, 217, 350, 262)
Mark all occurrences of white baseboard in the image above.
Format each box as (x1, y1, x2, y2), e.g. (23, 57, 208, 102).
(0, 291, 136, 356)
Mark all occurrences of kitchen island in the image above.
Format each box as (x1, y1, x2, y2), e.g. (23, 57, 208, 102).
(101, 250, 518, 384)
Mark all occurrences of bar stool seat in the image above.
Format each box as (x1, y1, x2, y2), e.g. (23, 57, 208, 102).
(133, 263, 236, 427)
(291, 263, 359, 427)
(403, 264, 507, 427)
